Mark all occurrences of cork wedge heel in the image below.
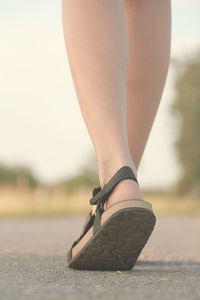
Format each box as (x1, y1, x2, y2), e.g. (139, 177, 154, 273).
(67, 165, 156, 271)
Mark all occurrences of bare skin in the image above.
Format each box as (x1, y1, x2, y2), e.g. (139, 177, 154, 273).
(62, 0, 171, 213)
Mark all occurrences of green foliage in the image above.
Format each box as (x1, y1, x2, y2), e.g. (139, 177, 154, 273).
(0, 163, 38, 189)
(171, 48, 200, 196)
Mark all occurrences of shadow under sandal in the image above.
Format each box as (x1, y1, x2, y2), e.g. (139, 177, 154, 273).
(67, 165, 156, 271)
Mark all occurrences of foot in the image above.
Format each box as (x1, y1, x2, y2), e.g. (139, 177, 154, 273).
(104, 178, 143, 210)
(91, 165, 144, 214)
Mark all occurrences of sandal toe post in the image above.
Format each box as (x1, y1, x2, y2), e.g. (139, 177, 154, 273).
(67, 165, 156, 271)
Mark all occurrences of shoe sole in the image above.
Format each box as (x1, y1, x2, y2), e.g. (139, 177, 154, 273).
(68, 200, 156, 271)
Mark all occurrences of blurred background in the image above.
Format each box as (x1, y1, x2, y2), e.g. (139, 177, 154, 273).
(0, 0, 200, 217)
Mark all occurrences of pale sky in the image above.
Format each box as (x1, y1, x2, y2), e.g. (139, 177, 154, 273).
(0, 0, 199, 189)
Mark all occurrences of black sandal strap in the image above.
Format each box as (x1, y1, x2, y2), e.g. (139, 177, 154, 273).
(90, 165, 138, 205)
(67, 185, 102, 260)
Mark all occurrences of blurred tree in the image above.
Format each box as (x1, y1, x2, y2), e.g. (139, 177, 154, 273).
(171, 48, 200, 197)
(57, 150, 99, 194)
(0, 163, 39, 189)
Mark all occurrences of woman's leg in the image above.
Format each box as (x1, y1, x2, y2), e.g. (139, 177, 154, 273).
(124, 0, 171, 169)
(62, 0, 143, 210)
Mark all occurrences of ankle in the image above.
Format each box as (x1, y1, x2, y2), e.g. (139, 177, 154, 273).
(98, 157, 138, 189)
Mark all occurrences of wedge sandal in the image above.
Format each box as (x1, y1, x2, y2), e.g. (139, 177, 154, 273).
(67, 165, 156, 271)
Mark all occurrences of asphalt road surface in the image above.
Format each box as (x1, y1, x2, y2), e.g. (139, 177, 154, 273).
(0, 216, 199, 300)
